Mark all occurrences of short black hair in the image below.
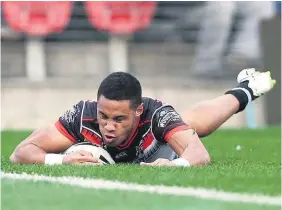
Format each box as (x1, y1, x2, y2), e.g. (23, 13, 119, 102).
(97, 72, 142, 109)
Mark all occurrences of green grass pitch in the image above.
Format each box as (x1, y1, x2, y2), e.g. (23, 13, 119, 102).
(1, 127, 281, 210)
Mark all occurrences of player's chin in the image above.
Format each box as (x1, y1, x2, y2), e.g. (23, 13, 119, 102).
(107, 138, 125, 147)
(104, 139, 119, 147)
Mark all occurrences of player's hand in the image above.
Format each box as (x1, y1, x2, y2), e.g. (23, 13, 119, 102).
(140, 158, 176, 167)
(62, 150, 102, 165)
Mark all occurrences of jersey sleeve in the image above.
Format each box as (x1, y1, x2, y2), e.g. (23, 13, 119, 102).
(55, 101, 85, 143)
(151, 105, 191, 143)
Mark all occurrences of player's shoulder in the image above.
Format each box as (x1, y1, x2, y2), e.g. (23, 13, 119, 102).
(80, 100, 98, 120)
(141, 97, 165, 121)
(64, 100, 98, 121)
(142, 97, 163, 106)
(142, 97, 163, 111)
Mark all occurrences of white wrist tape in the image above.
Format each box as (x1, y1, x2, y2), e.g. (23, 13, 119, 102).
(45, 154, 64, 165)
(171, 158, 190, 167)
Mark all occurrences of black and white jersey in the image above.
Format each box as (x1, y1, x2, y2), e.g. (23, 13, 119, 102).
(55, 97, 190, 163)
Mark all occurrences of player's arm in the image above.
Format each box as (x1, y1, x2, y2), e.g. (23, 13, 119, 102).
(141, 105, 210, 167)
(10, 101, 98, 165)
(10, 123, 74, 164)
(167, 129, 210, 166)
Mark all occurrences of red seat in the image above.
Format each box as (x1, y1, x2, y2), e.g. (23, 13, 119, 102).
(84, 1, 156, 34)
(2, 1, 73, 36)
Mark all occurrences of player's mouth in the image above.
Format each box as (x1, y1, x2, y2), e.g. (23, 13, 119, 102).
(104, 134, 116, 142)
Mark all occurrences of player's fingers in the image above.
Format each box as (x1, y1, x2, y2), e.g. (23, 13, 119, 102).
(78, 156, 100, 163)
(140, 162, 151, 165)
(141, 159, 171, 166)
(140, 160, 160, 166)
(78, 150, 93, 157)
(141, 158, 168, 166)
(151, 158, 164, 165)
(79, 162, 103, 166)
(156, 160, 170, 166)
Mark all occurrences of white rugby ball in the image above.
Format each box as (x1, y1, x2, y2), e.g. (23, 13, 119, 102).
(63, 142, 115, 165)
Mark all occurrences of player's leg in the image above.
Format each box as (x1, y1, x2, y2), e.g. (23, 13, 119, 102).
(182, 69, 276, 138)
(183, 94, 239, 137)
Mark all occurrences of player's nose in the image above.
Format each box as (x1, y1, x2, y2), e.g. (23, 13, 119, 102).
(104, 122, 115, 132)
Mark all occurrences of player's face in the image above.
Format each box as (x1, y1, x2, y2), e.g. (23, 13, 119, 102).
(97, 95, 143, 147)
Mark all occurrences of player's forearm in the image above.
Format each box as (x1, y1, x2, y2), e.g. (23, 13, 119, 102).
(10, 144, 46, 164)
(180, 143, 211, 166)
(168, 130, 211, 166)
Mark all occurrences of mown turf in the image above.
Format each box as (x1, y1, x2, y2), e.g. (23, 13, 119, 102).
(1, 128, 281, 196)
(2, 179, 280, 210)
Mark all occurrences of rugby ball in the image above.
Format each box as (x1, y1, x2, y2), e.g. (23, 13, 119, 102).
(63, 142, 115, 165)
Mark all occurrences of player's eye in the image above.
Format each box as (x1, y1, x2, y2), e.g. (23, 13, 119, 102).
(100, 113, 108, 120)
(114, 116, 125, 123)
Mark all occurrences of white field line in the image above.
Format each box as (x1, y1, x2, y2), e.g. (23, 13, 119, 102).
(1, 172, 281, 206)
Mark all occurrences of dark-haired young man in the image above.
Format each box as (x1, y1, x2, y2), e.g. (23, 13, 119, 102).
(10, 68, 276, 167)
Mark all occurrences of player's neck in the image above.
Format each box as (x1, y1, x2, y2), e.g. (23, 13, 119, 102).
(118, 116, 141, 148)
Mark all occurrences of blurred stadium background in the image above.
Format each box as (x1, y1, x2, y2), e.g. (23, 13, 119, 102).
(1, 1, 281, 130)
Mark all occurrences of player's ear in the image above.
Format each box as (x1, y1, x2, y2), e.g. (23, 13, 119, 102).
(135, 103, 143, 117)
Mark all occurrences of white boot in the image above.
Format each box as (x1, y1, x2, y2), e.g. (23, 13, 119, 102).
(236, 68, 276, 99)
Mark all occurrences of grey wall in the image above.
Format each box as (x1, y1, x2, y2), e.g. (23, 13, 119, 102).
(260, 16, 281, 126)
